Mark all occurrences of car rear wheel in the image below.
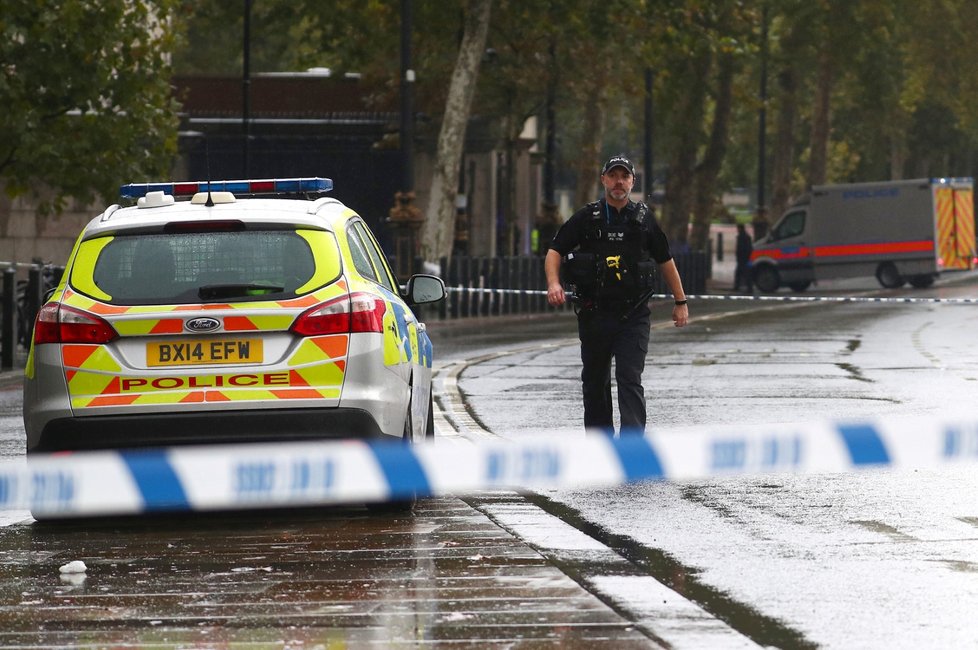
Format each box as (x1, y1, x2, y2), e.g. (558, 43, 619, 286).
(876, 262, 905, 288)
(907, 274, 935, 288)
(425, 391, 435, 439)
(788, 281, 811, 292)
(366, 404, 417, 514)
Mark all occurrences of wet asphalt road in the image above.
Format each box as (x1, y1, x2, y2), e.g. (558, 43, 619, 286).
(1, 273, 977, 648)
(0, 502, 659, 648)
(446, 275, 978, 648)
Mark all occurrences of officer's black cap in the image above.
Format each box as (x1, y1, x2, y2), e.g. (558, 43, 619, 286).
(601, 155, 635, 176)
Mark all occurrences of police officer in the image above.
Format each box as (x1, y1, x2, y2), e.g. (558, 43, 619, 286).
(545, 154, 689, 435)
(733, 222, 753, 292)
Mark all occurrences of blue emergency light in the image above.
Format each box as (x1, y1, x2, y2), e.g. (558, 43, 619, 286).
(119, 177, 333, 199)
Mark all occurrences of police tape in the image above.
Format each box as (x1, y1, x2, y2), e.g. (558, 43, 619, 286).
(2, 414, 977, 517)
(446, 287, 978, 305)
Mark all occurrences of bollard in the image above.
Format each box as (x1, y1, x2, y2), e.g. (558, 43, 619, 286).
(27, 264, 43, 338)
(716, 232, 724, 262)
(1, 267, 15, 370)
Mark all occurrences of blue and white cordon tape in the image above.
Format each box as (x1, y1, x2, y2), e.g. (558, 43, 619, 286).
(2, 414, 977, 517)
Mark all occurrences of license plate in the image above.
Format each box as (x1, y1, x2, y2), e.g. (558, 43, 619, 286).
(147, 339, 263, 367)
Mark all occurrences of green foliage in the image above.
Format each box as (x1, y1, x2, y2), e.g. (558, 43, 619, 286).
(0, 0, 181, 213)
(43, 0, 978, 222)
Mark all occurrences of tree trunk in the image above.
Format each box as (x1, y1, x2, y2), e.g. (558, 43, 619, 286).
(889, 134, 906, 180)
(503, 118, 518, 255)
(420, 0, 492, 267)
(808, 46, 832, 188)
(691, 51, 735, 251)
(770, 67, 798, 224)
(662, 47, 711, 246)
(574, 95, 606, 207)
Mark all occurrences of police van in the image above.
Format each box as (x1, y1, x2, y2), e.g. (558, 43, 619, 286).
(750, 178, 976, 292)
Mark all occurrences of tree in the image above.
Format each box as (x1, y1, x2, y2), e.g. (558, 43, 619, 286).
(420, 0, 492, 267)
(654, 3, 724, 247)
(767, 2, 817, 222)
(476, 0, 558, 255)
(0, 0, 181, 213)
(156, 0, 978, 259)
(689, 2, 756, 250)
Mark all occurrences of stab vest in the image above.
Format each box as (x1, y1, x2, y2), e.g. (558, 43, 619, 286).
(565, 200, 656, 306)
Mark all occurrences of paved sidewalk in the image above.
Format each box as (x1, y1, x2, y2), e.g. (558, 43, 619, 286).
(0, 354, 25, 388)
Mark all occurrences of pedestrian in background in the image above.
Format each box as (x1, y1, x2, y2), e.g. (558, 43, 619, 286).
(545, 154, 689, 436)
(734, 222, 753, 293)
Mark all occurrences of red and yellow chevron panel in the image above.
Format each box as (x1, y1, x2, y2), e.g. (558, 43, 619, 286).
(936, 186, 976, 270)
(64, 331, 349, 409)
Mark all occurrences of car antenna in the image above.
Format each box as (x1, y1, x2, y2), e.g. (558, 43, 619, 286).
(204, 135, 215, 207)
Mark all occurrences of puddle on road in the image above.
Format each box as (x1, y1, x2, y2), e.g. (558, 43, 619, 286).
(848, 520, 917, 542)
(0, 499, 654, 648)
(836, 362, 874, 383)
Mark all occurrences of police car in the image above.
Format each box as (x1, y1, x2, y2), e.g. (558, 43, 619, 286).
(23, 177, 445, 454)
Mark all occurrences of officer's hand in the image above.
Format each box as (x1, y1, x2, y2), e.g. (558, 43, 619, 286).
(672, 304, 689, 327)
(547, 282, 566, 307)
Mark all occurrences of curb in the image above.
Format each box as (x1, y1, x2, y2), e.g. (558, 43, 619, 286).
(0, 369, 24, 389)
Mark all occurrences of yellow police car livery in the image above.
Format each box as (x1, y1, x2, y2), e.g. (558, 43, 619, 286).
(23, 178, 445, 453)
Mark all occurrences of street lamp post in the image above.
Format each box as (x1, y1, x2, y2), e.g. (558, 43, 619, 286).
(400, 0, 414, 193)
(388, 0, 421, 276)
(242, 0, 252, 178)
(755, 2, 769, 238)
(644, 67, 654, 201)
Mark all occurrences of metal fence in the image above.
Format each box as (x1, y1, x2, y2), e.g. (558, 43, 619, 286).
(0, 262, 65, 369)
(0, 252, 709, 369)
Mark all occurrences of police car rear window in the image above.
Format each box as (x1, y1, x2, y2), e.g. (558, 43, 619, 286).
(72, 229, 341, 304)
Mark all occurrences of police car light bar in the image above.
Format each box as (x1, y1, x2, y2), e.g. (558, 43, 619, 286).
(119, 177, 333, 200)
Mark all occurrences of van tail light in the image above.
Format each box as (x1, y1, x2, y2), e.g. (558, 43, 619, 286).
(34, 303, 119, 345)
(290, 292, 386, 337)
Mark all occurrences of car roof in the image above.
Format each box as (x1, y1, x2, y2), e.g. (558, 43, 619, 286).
(82, 195, 357, 238)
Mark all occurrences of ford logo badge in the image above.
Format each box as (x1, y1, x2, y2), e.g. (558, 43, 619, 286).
(185, 317, 221, 332)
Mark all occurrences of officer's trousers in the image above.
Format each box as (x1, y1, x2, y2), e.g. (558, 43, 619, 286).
(576, 305, 651, 435)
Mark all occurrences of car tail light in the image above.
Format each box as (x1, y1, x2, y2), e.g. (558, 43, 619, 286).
(349, 293, 387, 333)
(291, 292, 386, 336)
(33, 303, 118, 345)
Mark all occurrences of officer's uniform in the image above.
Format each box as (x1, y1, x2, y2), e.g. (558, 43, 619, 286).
(549, 198, 673, 435)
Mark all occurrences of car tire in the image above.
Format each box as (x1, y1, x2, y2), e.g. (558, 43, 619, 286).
(875, 262, 905, 289)
(425, 391, 435, 439)
(788, 281, 811, 293)
(365, 404, 417, 515)
(753, 264, 780, 293)
(908, 274, 935, 288)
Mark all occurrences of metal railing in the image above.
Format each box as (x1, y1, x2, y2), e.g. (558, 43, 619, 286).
(0, 262, 64, 369)
(408, 251, 710, 320)
(0, 252, 709, 369)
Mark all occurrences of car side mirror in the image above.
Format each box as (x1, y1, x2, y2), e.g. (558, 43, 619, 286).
(405, 274, 446, 305)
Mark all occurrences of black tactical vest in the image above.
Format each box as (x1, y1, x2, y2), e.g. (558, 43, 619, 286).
(564, 201, 656, 307)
